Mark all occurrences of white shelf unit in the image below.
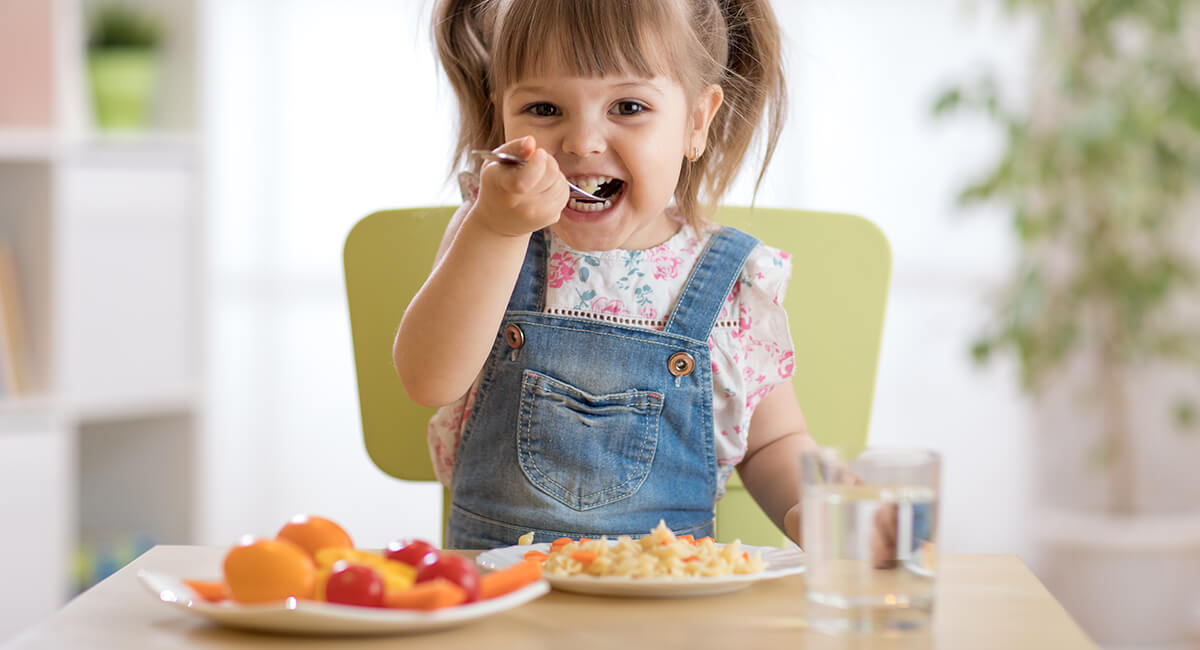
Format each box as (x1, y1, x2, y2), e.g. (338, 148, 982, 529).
(0, 0, 204, 641)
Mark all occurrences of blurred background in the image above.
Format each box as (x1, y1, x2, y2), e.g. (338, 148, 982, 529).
(1, 0, 1197, 647)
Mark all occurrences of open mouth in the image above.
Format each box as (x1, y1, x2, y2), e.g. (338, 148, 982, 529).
(567, 175, 625, 212)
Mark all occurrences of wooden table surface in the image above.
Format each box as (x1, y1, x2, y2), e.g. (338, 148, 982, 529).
(4, 546, 1096, 650)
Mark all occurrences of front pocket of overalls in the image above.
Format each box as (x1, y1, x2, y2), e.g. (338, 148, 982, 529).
(516, 369, 663, 511)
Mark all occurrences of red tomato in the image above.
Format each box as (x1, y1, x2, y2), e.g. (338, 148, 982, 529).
(416, 553, 480, 602)
(324, 562, 385, 608)
(385, 539, 440, 569)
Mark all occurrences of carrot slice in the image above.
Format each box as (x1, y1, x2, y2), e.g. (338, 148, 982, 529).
(696, 537, 714, 545)
(523, 550, 549, 563)
(183, 579, 229, 603)
(569, 550, 598, 564)
(479, 560, 543, 600)
(678, 535, 695, 544)
(383, 579, 466, 611)
(550, 537, 573, 551)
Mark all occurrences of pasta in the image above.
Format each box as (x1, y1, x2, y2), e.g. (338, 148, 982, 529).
(537, 521, 765, 578)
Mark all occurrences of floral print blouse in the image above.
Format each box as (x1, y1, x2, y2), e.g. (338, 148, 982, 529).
(428, 176, 796, 499)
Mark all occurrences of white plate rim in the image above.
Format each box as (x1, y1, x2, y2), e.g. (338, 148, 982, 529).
(475, 543, 803, 597)
(137, 570, 550, 634)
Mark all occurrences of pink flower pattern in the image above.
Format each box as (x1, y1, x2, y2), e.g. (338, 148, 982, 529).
(778, 351, 795, 379)
(427, 222, 794, 498)
(547, 251, 578, 289)
(649, 245, 684, 280)
(591, 297, 629, 315)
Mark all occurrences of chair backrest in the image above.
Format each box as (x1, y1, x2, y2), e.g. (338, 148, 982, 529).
(344, 206, 891, 541)
(716, 206, 890, 455)
(345, 206, 454, 482)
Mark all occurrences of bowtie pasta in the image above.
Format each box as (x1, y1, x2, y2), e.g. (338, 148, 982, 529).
(537, 521, 765, 578)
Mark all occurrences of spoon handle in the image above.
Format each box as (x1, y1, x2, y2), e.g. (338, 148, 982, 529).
(470, 150, 604, 201)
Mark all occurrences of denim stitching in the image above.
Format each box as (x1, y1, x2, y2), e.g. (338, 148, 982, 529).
(665, 228, 759, 341)
(696, 363, 719, 501)
(663, 232, 720, 335)
(519, 374, 659, 509)
(584, 392, 661, 508)
(505, 318, 712, 349)
(453, 331, 506, 462)
(516, 370, 662, 510)
(532, 230, 548, 310)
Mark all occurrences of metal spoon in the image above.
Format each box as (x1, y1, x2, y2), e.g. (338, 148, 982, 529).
(470, 149, 605, 201)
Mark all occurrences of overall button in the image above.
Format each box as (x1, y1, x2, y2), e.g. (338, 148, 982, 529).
(505, 324, 525, 349)
(668, 351, 695, 377)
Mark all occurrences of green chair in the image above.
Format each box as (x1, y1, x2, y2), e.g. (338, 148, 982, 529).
(344, 206, 891, 547)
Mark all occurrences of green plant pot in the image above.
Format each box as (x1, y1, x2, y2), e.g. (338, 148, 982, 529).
(87, 48, 160, 130)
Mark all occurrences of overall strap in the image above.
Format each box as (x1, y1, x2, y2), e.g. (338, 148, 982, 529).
(506, 229, 549, 312)
(663, 227, 759, 342)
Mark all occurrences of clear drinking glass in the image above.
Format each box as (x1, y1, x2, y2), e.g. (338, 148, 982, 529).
(800, 447, 941, 634)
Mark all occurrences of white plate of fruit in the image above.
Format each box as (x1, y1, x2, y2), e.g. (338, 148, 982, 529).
(138, 515, 548, 635)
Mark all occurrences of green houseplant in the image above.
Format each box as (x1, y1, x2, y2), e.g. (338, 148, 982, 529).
(86, 2, 164, 129)
(933, 1, 1200, 644)
(935, 0, 1200, 513)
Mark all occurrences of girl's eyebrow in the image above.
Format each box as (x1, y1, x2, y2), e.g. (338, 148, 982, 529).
(613, 81, 664, 94)
(510, 80, 665, 97)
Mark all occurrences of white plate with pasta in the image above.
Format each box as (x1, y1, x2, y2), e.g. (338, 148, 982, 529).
(476, 541, 804, 598)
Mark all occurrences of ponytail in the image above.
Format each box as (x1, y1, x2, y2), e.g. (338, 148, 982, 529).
(680, 0, 786, 221)
(433, 0, 504, 173)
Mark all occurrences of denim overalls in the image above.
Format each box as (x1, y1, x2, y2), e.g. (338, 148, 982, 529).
(445, 227, 760, 549)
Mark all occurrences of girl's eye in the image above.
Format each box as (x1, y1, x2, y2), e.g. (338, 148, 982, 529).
(612, 101, 647, 116)
(524, 103, 559, 117)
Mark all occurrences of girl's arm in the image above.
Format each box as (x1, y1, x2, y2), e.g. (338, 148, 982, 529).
(394, 137, 568, 407)
(395, 213, 530, 407)
(735, 380, 817, 545)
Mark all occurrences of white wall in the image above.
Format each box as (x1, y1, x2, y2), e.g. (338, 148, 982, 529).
(201, 0, 1038, 560)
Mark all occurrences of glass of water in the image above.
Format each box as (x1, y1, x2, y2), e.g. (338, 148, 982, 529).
(800, 447, 941, 634)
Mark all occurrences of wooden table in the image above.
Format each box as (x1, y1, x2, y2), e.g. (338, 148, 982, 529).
(4, 546, 1096, 650)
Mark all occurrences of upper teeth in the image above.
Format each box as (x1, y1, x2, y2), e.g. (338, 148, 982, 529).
(569, 175, 616, 194)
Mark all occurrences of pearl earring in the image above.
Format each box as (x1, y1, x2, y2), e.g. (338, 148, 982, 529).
(687, 147, 701, 162)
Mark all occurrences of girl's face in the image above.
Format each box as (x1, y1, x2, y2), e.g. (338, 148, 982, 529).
(501, 63, 721, 251)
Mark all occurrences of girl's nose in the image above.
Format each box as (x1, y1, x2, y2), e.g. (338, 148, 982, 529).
(560, 118, 606, 158)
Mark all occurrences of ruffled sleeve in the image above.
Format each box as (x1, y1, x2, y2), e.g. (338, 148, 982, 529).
(457, 170, 480, 204)
(734, 242, 796, 400)
(708, 241, 794, 478)
(427, 379, 479, 487)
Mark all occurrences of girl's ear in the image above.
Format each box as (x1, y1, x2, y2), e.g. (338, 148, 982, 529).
(688, 84, 724, 157)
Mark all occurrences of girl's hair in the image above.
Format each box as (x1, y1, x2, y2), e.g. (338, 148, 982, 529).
(434, 0, 786, 227)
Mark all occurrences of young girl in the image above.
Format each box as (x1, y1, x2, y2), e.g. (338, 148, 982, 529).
(395, 0, 817, 549)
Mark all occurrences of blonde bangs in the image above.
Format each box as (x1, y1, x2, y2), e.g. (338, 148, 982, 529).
(491, 0, 694, 92)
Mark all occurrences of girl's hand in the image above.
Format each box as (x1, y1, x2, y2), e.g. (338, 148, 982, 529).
(871, 503, 900, 569)
(785, 500, 900, 569)
(470, 136, 568, 238)
(784, 503, 801, 545)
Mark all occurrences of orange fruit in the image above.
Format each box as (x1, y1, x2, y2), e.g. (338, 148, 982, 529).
(223, 537, 316, 604)
(276, 514, 354, 560)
